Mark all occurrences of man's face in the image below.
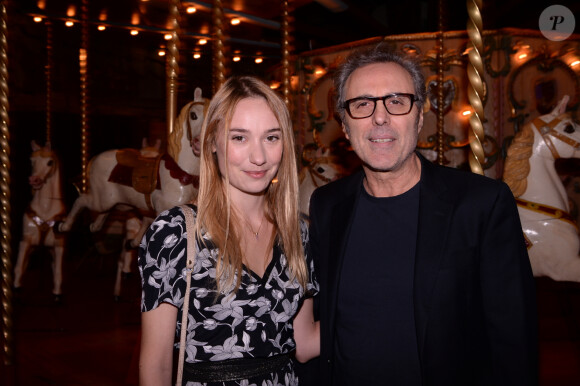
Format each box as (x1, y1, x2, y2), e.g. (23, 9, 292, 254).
(342, 62, 423, 174)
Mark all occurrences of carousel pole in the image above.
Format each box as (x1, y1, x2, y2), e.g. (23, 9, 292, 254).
(436, 0, 447, 165)
(466, 0, 485, 175)
(79, 0, 89, 192)
(281, 0, 292, 108)
(0, 0, 13, 368)
(166, 0, 180, 135)
(212, 0, 226, 95)
(45, 19, 53, 144)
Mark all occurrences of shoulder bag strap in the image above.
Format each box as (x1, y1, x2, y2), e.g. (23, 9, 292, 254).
(176, 205, 196, 386)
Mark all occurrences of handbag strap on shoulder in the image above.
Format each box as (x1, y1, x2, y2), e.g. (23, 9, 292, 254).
(176, 204, 196, 385)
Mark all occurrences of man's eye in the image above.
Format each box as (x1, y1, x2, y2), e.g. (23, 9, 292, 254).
(355, 100, 371, 108)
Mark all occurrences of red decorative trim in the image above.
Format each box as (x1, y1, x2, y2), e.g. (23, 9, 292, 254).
(162, 154, 200, 188)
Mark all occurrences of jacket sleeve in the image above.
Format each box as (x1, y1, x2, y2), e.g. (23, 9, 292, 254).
(480, 182, 538, 385)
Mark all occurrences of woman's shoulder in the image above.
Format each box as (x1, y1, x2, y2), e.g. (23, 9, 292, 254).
(155, 204, 197, 222)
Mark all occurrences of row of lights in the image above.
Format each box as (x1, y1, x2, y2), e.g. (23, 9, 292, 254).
(32, 4, 262, 62)
(157, 47, 265, 63)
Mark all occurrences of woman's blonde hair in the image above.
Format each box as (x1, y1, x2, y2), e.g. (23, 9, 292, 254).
(195, 76, 307, 294)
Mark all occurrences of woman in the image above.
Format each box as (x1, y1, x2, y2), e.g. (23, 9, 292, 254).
(138, 76, 319, 386)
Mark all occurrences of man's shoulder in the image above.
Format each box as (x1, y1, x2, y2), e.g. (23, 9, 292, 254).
(422, 157, 510, 204)
(313, 170, 362, 200)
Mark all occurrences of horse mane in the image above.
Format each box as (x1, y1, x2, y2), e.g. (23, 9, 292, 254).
(167, 101, 194, 160)
(503, 122, 534, 197)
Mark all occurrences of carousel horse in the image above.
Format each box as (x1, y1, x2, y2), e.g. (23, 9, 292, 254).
(58, 87, 208, 241)
(503, 95, 580, 282)
(298, 149, 345, 217)
(113, 138, 160, 300)
(14, 141, 67, 300)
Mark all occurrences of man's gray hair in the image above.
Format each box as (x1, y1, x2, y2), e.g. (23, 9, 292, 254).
(333, 43, 427, 121)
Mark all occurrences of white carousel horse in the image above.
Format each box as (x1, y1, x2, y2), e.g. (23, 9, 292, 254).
(113, 138, 160, 300)
(503, 95, 580, 282)
(14, 141, 67, 299)
(58, 87, 208, 239)
(298, 150, 345, 217)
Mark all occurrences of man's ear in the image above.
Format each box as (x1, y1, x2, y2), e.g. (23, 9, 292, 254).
(342, 122, 350, 140)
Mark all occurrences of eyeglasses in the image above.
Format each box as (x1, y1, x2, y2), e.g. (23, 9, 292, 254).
(343, 93, 417, 119)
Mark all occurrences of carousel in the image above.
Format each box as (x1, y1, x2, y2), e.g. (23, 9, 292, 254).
(0, 0, 579, 384)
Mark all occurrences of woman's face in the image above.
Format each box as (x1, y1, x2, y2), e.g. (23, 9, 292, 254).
(213, 97, 283, 200)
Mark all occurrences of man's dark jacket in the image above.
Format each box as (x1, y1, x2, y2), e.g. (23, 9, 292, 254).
(306, 153, 538, 386)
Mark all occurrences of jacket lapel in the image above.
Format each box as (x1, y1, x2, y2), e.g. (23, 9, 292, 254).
(413, 155, 454, 355)
(327, 171, 363, 334)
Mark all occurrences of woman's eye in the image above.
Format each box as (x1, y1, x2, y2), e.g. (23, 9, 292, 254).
(266, 135, 280, 142)
(231, 135, 245, 142)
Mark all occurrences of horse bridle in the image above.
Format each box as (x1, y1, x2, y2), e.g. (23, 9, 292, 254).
(186, 100, 209, 144)
(516, 115, 580, 232)
(533, 115, 580, 160)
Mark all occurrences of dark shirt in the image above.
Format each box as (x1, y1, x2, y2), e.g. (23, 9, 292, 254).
(334, 181, 421, 385)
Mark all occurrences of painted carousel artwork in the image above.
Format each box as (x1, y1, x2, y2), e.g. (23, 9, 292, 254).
(14, 141, 67, 301)
(504, 96, 580, 282)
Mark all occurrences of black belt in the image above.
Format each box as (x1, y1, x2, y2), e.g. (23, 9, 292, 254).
(182, 353, 291, 383)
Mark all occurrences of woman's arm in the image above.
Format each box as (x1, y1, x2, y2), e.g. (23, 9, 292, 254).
(293, 298, 320, 363)
(140, 303, 178, 386)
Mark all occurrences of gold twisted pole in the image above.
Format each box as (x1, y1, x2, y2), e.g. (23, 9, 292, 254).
(45, 19, 53, 143)
(212, 0, 226, 95)
(79, 0, 89, 192)
(466, 0, 485, 175)
(166, 0, 180, 135)
(281, 0, 292, 108)
(0, 0, 14, 366)
(436, 0, 446, 165)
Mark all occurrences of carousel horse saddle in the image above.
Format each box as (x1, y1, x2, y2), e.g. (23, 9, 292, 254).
(109, 149, 162, 195)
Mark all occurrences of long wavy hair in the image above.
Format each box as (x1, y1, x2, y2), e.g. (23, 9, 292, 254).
(195, 76, 307, 294)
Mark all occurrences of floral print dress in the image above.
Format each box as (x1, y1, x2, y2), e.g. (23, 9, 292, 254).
(139, 205, 318, 386)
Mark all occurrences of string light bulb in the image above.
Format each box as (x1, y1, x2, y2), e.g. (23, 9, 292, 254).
(233, 56, 241, 62)
(186, 6, 197, 13)
(65, 20, 74, 27)
(97, 25, 106, 31)
(198, 39, 207, 45)
(231, 18, 240, 26)
(255, 58, 263, 64)
(130, 29, 139, 36)
(33, 16, 43, 22)
(193, 52, 201, 59)
(164, 33, 172, 40)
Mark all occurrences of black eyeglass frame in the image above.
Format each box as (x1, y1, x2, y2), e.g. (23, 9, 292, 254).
(342, 93, 418, 119)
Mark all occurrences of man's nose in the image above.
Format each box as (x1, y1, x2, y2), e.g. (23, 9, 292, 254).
(372, 100, 391, 126)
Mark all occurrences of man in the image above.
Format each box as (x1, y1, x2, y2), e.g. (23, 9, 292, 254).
(308, 44, 538, 385)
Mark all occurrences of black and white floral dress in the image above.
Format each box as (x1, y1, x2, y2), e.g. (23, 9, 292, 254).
(139, 205, 318, 386)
